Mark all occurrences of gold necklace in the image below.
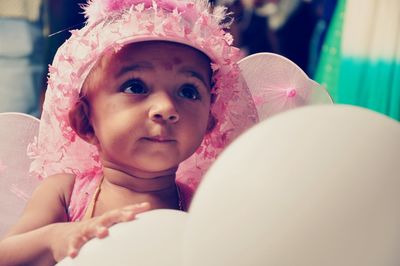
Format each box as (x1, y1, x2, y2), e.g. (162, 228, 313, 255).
(176, 184, 184, 211)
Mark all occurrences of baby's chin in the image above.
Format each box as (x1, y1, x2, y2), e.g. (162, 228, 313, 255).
(138, 164, 180, 177)
(123, 162, 180, 178)
(129, 151, 195, 175)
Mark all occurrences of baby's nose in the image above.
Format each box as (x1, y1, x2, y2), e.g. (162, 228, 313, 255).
(149, 94, 179, 123)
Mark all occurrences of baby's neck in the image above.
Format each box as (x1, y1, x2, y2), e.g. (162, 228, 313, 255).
(96, 167, 180, 212)
(102, 167, 177, 193)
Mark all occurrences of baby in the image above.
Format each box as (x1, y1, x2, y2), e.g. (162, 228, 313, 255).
(0, 0, 259, 265)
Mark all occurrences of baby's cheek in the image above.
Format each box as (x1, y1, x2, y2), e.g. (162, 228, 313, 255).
(105, 102, 119, 113)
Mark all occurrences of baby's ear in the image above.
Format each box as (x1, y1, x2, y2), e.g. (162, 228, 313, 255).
(68, 99, 99, 145)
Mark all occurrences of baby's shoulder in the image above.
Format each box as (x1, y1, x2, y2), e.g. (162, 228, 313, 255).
(38, 173, 76, 207)
(42, 173, 75, 189)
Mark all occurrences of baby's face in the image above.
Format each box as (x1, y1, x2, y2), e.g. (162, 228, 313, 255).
(84, 41, 212, 175)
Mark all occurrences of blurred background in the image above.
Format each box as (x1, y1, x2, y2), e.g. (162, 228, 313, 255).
(0, 0, 399, 120)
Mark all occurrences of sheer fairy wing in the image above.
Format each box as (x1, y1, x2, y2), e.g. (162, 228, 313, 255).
(0, 112, 41, 237)
(238, 53, 333, 121)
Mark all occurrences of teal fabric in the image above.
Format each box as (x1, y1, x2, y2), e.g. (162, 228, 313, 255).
(315, 0, 400, 121)
(338, 58, 400, 120)
(314, 0, 345, 101)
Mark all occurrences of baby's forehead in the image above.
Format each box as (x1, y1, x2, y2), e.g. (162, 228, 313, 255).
(95, 41, 212, 78)
(99, 41, 211, 71)
(82, 41, 212, 93)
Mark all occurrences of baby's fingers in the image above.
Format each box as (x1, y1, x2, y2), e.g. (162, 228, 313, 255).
(99, 202, 150, 228)
(68, 223, 107, 257)
(67, 234, 89, 258)
(121, 202, 151, 216)
(95, 226, 109, 239)
(66, 203, 150, 258)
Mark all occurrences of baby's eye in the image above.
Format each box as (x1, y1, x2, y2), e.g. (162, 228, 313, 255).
(178, 84, 201, 100)
(121, 79, 148, 94)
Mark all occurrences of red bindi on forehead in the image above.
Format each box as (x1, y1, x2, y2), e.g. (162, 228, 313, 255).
(162, 62, 173, 71)
(162, 57, 183, 71)
(173, 57, 182, 65)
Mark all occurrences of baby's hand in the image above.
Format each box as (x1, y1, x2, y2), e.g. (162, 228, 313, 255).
(52, 202, 150, 262)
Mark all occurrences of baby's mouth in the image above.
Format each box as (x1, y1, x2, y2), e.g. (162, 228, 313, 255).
(143, 136, 175, 143)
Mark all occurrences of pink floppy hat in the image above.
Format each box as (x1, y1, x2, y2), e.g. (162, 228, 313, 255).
(28, 0, 331, 220)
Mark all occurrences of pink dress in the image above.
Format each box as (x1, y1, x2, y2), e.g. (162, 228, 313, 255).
(68, 175, 188, 222)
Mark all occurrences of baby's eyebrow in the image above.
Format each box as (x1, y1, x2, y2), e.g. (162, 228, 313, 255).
(180, 68, 210, 88)
(115, 62, 153, 78)
(115, 62, 210, 88)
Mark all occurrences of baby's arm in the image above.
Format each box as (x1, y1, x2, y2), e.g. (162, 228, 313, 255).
(0, 174, 73, 265)
(0, 174, 150, 265)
